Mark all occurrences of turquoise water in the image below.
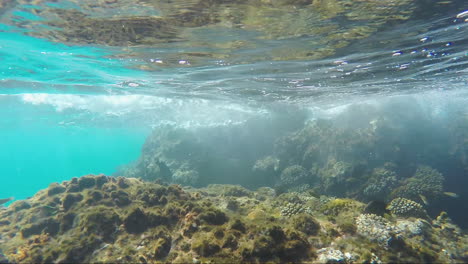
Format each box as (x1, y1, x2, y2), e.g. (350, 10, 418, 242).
(0, 31, 150, 201)
(0, 117, 146, 202)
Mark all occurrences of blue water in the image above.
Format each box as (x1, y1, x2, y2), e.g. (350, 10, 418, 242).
(0, 31, 151, 201)
(0, 118, 146, 202)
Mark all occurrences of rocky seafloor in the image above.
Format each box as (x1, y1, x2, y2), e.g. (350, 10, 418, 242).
(0, 174, 467, 263)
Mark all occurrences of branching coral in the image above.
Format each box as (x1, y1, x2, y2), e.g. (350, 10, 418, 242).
(362, 167, 398, 201)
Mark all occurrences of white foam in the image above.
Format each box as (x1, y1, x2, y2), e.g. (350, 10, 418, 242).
(21, 93, 167, 112)
(14, 87, 468, 128)
(305, 88, 468, 121)
(19, 93, 261, 127)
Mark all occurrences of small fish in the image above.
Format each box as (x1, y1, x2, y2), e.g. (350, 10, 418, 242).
(444, 192, 459, 198)
(419, 194, 429, 205)
(0, 197, 13, 205)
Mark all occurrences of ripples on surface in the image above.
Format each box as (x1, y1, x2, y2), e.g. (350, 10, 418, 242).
(0, 0, 467, 126)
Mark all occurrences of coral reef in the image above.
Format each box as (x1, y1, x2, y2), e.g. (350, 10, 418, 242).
(362, 166, 398, 201)
(117, 106, 464, 220)
(386, 198, 427, 219)
(0, 174, 466, 263)
(119, 117, 301, 187)
(318, 159, 358, 195)
(276, 165, 312, 193)
(252, 156, 280, 182)
(280, 201, 312, 217)
(356, 214, 395, 248)
(271, 118, 378, 196)
(317, 247, 355, 264)
(391, 165, 445, 204)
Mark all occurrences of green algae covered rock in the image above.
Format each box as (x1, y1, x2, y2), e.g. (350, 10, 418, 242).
(199, 208, 229, 225)
(123, 207, 150, 234)
(47, 183, 66, 197)
(61, 193, 83, 211)
(192, 235, 221, 257)
(320, 198, 364, 217)
(154, 234, 172, 259)
(21, 218, 60, 238)
(79, 206, 121, 242)
(292, 214, 320, 235)
(0, 174, 467, 263)
(205, 184, 252, 197)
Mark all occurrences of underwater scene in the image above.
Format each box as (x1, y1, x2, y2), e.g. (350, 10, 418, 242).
(1, 0, 468, 263)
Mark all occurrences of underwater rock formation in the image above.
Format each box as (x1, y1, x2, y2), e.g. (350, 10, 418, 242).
(0, 174, 466, 263)
(119, 115, 303, 187)
(108, 99, 468, 234)
(118, 105, 466, 222)
(318, 159, 359, 195)
(276, 165, 312, 193)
